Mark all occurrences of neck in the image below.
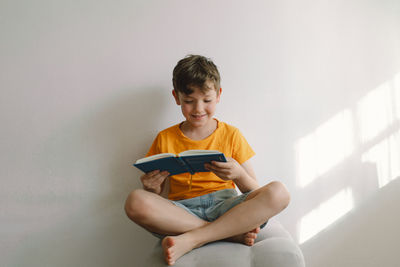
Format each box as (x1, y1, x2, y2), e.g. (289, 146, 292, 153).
(180, 119, 218, 140)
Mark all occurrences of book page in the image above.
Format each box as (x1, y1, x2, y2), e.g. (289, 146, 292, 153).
(178, 150, 222, 157)
(135, 153, 176, 164)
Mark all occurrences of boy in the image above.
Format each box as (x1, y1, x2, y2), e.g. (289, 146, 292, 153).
(125, 55, 290, 265)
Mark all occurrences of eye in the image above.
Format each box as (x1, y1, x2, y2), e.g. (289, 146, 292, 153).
(204, 99, 212, 103)
(184, 100, 193, 104)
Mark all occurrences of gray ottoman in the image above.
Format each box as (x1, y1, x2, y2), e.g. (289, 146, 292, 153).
(145, 219, 305, 266)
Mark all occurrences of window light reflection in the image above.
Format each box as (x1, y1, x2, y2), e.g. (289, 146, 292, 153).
(298, 187, 354, 244)
(295, 110, 354, 187)
(394, 72, 400, 120)
(362, 131, 400, 188)
(357, 81, 394, 144)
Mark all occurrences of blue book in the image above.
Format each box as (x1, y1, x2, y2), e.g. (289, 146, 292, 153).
(133, 150, 227, 176)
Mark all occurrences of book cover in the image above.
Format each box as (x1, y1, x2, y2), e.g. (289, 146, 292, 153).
(133, 150, 227, 176)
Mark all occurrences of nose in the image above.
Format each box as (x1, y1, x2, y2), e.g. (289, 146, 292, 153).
(194, 101, 204, 112)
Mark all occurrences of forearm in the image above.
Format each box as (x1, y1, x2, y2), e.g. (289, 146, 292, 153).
(205, 158, 260, 193)
(234, 170, 260, 193)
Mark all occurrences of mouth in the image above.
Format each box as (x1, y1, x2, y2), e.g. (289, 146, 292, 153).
(191, 114, 206, 120)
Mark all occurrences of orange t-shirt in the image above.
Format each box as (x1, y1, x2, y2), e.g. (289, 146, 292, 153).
(146, 119, 255, 200)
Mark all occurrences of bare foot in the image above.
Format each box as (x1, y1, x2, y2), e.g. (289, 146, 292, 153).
(161, 235, 196, 265)
(226, 227, 260, 246)
(161, 227, 261, 265)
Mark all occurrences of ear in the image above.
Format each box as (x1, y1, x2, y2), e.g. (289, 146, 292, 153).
(216, 87, 222, 103)
(172, 90, 181, 105)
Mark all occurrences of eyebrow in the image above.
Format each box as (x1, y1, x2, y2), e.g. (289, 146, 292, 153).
(183, 93, 213, 98)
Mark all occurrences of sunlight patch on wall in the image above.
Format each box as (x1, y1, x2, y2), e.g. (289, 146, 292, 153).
(358, 72, 400, 188)
(298, 187, 354, 244)
(295, 110, 354, 187)
(362, 131, 400, 188)
(357, 80, 395, 144)
(394, 72, 400, 120)
(295, 72, 400, 244)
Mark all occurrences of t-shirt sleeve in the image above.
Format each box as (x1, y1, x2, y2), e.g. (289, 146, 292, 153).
(232, 128, 255, 164)
(145, 133, 161, 157)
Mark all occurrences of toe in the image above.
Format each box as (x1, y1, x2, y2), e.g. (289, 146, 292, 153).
(245, 238, 254, 246)
(246, 232, 257, 239)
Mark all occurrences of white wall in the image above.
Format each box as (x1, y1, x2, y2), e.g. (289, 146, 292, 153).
(1, 0, 399, 266)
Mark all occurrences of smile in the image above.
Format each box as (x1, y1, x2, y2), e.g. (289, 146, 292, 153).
(191, 114, 206, 119)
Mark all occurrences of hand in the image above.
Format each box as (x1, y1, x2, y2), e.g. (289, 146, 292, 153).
(140, 170, 169, 194)
(204, 157, 245, 181)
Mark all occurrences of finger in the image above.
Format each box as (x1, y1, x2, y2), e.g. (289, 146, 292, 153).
(141, 170, 163, 182)
(210, 161, 231, 169)
(204, 163, 213, 170)
(143, 173, 167, 186)
(205, 161, 225, 170)
(149, 172, 169, 181)
(208, 165, 232, 177)
(149, 170, 170, 179)
(205, 164, 224, 174)
(159, 171, 170, 177)
(146, 170, 161, 177)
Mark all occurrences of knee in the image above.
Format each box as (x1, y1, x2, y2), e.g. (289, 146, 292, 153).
(262, 181, 291, 212)
(124, 189, 152, 222)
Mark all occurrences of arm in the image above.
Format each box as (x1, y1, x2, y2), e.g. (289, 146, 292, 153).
(234, 159, 260, 192)
(140, 170, 170, 195)
(205, 158, 260, 193)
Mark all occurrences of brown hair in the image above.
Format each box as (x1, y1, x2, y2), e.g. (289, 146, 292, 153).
(172, 55, 221, 95)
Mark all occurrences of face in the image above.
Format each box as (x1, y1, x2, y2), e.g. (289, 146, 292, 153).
(173, 81, 221, 129)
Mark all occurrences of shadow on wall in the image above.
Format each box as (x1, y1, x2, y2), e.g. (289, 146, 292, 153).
(290, 71, 400, 266)
(300, 178, 400, 267)
(10, 87, 169, 266)
(294, 71, 400, 244)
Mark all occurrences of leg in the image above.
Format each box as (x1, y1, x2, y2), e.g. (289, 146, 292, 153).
(124, 189, 208, 235)
(162, 181, 290, 265)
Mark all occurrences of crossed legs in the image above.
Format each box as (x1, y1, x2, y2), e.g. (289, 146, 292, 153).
(125, 188, 208, 235)
(125, 181, 290, 265)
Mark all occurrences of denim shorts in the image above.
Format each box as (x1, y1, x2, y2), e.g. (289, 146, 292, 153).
(152, 189, 267, 238)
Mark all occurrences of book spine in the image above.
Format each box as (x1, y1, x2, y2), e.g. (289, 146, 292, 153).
(176, 157, 194, 174)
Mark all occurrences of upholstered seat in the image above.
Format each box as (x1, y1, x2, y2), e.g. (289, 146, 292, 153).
(145, 219, 305, 267)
